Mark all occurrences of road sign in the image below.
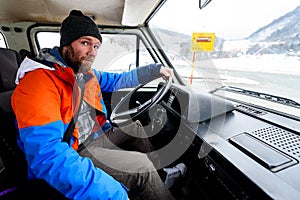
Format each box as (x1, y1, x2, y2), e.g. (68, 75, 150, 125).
(191, 32, 215, 52)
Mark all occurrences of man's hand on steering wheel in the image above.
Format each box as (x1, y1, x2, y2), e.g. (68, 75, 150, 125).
(159, 66, 173, 80)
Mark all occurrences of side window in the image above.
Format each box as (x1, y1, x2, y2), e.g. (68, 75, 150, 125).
(35, 31, 155, 74)
(93, 34, 154, 72)
(36, 32, 60, 48)
(0, 31, 7, 48)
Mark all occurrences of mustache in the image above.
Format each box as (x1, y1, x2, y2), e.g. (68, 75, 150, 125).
(82, 55, 95, 62)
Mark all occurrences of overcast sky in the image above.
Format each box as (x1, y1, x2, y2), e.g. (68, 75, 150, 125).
(152, 0, 300, 39)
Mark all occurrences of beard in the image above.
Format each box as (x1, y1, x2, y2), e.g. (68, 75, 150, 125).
(63, 46, 94, 74)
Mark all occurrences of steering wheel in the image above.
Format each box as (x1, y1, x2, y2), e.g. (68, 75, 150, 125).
(110, 77, 172, 127)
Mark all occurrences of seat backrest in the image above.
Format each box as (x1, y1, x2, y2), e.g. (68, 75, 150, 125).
(0, 48, 28, 190)
(0, 47, 21, 93)
(0, 48, 68, 199)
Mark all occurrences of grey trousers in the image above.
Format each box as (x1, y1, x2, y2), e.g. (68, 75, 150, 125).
(79, 121, 175, 200)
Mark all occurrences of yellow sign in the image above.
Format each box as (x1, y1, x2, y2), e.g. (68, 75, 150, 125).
(191, 32, 215, 52)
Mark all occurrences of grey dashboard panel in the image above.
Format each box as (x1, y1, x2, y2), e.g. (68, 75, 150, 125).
(185, 90, 235, 123)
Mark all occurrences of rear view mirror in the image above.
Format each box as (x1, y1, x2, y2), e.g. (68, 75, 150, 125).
(199, 0, 212, 9)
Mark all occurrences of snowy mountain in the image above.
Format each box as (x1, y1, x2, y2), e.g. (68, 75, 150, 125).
(247, 6, 300, 54)
(151, 5, 300, 56)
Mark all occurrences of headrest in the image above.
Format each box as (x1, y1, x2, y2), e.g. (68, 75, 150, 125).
(0, 48, 21, 92)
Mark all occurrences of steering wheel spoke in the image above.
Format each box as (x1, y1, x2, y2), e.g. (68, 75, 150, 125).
(115, 108, 139, 118)
(110, 77, 172, 127)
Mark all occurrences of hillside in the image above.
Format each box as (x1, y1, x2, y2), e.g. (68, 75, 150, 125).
(152, 5, 300, 56)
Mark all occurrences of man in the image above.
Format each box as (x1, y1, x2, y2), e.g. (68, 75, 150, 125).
(11, 10, 186, 200)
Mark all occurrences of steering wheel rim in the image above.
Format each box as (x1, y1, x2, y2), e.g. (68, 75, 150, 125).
(110, 77, 172, 127)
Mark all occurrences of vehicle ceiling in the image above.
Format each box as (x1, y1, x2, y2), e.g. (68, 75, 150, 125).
(0, 0, 163, 26)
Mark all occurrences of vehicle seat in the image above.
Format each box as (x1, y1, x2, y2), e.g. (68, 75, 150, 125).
(0, 47, 27, 191)
(0, 48, 67, 199)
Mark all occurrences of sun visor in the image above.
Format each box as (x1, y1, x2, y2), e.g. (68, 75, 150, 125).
(121, 0, 161, 26)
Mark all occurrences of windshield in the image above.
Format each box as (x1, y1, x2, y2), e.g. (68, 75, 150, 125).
(149, 0, 300, 113)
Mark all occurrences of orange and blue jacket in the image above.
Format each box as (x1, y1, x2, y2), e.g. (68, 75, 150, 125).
(11, 47, 162, 200)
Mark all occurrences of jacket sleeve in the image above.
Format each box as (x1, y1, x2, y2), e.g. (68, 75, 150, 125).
(18, 122, 128, 200)
(11, 70, 128, 200)
(93, 63, 162, 92)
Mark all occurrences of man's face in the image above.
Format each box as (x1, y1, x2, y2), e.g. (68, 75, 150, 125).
(62, 36, 101, 73)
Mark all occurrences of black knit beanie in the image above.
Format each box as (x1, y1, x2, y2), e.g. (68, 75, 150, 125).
(60, 10, 102, 47)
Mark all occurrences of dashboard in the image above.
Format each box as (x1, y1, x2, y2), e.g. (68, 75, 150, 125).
(161, 83, 300, 199)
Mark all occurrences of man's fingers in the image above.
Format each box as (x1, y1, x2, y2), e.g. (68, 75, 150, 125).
(160, 67, 173, 80)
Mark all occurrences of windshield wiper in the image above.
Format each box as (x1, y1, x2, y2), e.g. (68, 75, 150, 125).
(211, 86, 300, 109)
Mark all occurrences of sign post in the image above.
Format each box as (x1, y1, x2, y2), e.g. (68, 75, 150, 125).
(190, 32, 215, 85)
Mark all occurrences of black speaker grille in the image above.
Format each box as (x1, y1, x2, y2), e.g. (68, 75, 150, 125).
(251, 126, 300, 159)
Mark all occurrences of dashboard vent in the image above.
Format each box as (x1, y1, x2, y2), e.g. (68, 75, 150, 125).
(235, 104, 267, 116)
(252, 126, 300, 159)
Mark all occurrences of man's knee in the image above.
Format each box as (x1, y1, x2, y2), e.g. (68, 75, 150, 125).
(130, 152, 156, 173)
